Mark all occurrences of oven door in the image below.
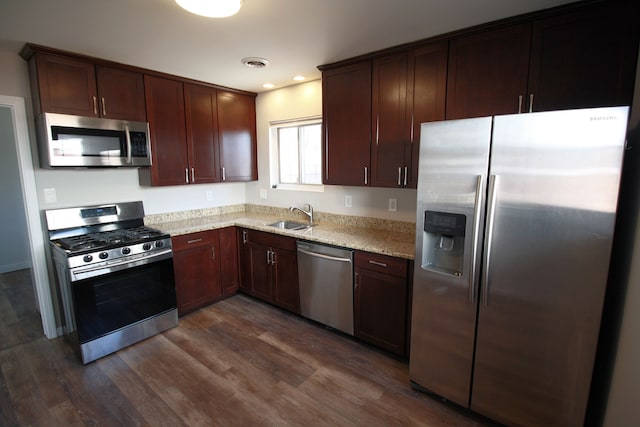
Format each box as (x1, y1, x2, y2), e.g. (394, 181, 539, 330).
(71, 255, 176, 345)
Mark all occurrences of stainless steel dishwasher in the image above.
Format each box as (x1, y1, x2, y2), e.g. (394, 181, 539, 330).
(296, 240, 354, 335)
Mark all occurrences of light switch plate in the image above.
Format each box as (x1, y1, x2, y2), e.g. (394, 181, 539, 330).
(259, 188, 268, 199)
(345, 195, 352, 207)
(43, 188, 57, 203)
(388, 198, 397, 212)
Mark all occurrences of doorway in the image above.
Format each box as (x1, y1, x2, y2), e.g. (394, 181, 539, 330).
(0, 95, 55, 338)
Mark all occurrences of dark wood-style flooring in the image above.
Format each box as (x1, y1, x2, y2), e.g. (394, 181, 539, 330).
(0, 269, 495, 426)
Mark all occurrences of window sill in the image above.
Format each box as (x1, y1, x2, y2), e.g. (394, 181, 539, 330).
(273, 183, 324, 193)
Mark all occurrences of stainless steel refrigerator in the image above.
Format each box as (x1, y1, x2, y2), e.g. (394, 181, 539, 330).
(409, 106, 629, 427)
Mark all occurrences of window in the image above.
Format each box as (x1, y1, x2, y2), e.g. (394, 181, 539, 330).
(270, 117, 323, 190)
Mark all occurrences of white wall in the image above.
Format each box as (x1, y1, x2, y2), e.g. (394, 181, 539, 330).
(248, 79, 417, 222)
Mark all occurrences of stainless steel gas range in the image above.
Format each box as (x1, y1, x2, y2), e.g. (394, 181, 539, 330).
(45, 201, 178, 364)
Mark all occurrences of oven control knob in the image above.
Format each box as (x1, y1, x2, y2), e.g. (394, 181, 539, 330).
(155, 240, 164, 248)
(99, 252, 109, 260)
(83, 254, 93, 263)
(121, 247, 131, 255)
(143, 243, 152, 251)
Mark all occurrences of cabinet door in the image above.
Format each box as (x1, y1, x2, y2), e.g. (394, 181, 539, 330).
(242, 241, 272, 302)
(34, 53, 98, 117)
(371, 52, 409, 188)
(172, 231, 222, 316)
(143, 75, 189, 186)
(354, 252, 408, 355)
(219, 227, 240, 296)
(184, 83, 220, 184)
(272, 248, 300, 314)
(95, 66, 146, 121)
(528, 1, 639, 112)
(322, 61, 372, 186)
(407, 42, 448, 188)
(217, 91, 257, 182)
(446, 24, 531, 119)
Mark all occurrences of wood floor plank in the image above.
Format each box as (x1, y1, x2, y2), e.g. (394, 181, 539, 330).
(0, 271, 497, 427)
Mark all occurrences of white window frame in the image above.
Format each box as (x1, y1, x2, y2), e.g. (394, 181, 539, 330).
(269, 116, 324, 192)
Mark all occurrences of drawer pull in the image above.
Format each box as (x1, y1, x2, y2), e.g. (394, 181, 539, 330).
(187, 238, 203, 244)
(368, 260, 387, 268)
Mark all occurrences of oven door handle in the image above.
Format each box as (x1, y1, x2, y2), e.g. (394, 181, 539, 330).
(71, 249, 173, 282)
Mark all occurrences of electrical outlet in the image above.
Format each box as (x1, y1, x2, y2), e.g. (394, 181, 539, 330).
(206, 191, 213, 201)
(388, 198, 397, 212)
(345, 195, 352, 207)
(259, 188, 268, 199)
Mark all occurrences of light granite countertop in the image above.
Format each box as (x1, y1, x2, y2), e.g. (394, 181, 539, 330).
(145, 205, 416, 260)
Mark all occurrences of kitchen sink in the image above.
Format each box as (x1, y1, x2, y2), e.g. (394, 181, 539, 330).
(267, 220, 312, 231)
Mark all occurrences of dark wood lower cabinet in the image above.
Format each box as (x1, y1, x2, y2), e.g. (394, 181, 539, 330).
(354, 251, 409, 356)
(172, 227, 240, 316)
(239, 229, 300, 314)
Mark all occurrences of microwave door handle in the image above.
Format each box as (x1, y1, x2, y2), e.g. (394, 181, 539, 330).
(124, 125, 132, 164)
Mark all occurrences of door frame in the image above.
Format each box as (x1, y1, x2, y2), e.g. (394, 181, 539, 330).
(0, 95, 56, 338)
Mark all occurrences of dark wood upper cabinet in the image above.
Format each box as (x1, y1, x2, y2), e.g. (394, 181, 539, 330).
(25, 50, 146, 121)
(371, 52, 409, 188)
(95, 66, 146, 121)
(141, 75, 189, 186)
(447, 1, 639, 119)
(184, 83, 220, 184)
(217, 91, 258, 182)
(406, 42, 448, 188)
(528, 1, 639, 112)
(322, 61, 372, 186)
(446, 23, 532, 120)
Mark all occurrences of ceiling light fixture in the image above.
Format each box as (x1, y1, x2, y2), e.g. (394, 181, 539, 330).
(262, 83, 275, 89)
(293, 75, 306, 82)
(175, 0, 242, 18)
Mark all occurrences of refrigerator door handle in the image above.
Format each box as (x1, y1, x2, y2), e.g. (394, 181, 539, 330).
(469, 174, 484, 304)
(482, 174, 498, 307)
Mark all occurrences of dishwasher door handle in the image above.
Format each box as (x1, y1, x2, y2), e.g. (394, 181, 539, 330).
(297, 248, 353, 263)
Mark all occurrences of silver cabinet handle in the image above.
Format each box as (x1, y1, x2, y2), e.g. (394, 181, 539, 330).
(101, 97, 107, 116)
(242, 230, 247, 244)
(191, 167, 195, 183)
(404, 166, 408, 186)
(185, 168, 189, 184)
(124, 125, 132, 164)
(297, 248, 352, 263)
(266, 249, 271, 265)
(483, 175, 498, 307)
(354, 272, 359, 288)
(364, 166, 368, 185)
(398, 167, 402, 186)
(92, 96, 98, 115)
(368, 260, 387, 268)
(186, 238, 203, 244)
(271, 251, 276, 265)
(469, 175, 483, 304)
(518, 95, 523, 114)
(528, 94, 534, 113)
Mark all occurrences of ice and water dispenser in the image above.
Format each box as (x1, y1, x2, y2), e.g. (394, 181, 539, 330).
(421, 211, 466, 277)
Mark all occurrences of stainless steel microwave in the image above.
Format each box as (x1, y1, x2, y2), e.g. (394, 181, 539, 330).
(36, 112, 152, 168)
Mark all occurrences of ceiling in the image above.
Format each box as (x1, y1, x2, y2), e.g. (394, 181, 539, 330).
(0, 0, 578, 94)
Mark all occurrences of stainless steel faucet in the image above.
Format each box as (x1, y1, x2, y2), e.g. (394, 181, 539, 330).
(290, 203, 314, 225)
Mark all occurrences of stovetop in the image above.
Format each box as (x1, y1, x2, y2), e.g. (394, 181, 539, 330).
(53, 226, 168, 254)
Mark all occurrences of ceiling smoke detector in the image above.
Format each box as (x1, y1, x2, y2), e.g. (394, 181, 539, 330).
(241, 57, 270, 68)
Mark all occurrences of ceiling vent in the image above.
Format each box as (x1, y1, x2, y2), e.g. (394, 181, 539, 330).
(241, 57, 270, 68)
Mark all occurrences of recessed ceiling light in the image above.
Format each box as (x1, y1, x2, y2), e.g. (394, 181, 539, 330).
(241, 57, 270, 68)
(175, 0, 242, 18)
(293, 75, 306, 81)
(262, 83, 275, 89)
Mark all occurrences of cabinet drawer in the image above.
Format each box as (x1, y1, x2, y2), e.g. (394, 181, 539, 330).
(241, 229, 296, 251)
(172, 230, 217, 250)
(355, 251, 407, 277)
